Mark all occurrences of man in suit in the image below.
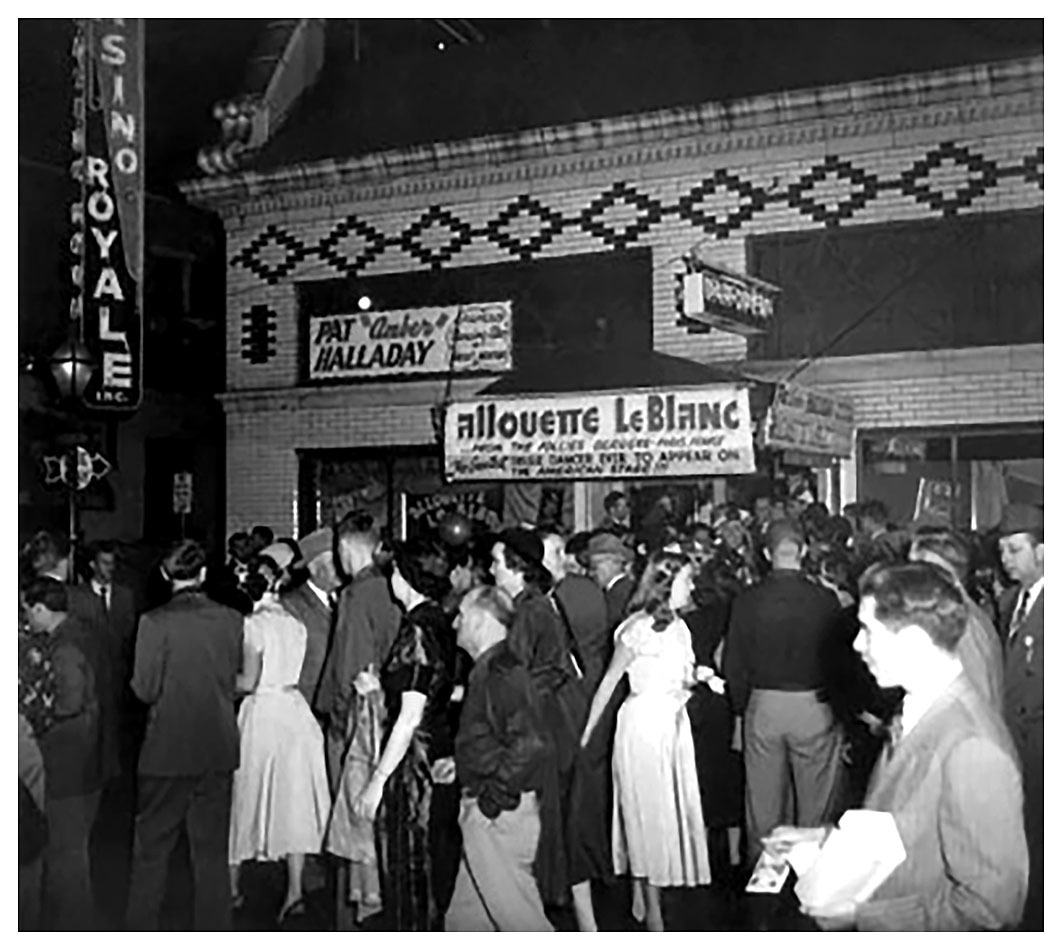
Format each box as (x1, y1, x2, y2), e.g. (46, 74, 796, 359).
(22, 577, 104, 930)
(541, 529, 611, 690)
(281, 527, 339, 712)
(596, 490, 634, 548)
(724, 519, 843, 864)
(586, 532, 635, 633)
(775, 561, 1027, 931)
(83, 541, 139, 737)
(314, 511, 401, 931)
(997, 503, 1044, 932)
(29, 532, 121, 802)
(908, 529, 1004, 713)
(125, 540, 243, 931)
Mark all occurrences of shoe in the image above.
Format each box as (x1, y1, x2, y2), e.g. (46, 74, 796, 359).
(277, 897, 307, 925)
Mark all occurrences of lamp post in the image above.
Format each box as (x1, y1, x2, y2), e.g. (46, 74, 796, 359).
(47, 334, 97, 583)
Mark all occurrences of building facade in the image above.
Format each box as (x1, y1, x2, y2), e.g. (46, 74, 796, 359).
(184, 54, 1043, 537)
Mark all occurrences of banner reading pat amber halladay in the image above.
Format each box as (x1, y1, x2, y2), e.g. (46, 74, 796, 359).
(445, 385, 756, 482)
(308, 302, 512, 380)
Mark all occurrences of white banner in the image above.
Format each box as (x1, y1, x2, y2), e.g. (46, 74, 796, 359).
(762, 383, 856, 458)
(308, 301, 512, 380)
(445, 385, 756, 481)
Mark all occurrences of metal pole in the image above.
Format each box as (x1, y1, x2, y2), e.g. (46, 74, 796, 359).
(949, 433, 959, 529)
(68, 483, 78, 585)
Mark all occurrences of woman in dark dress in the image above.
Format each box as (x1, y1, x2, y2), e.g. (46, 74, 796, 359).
(489, 528, 583, 912)
(352, 540, 454, 931)
(683, 559, 745, 882)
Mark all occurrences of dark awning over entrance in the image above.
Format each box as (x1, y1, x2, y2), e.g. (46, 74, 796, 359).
(479, 348, 748, 397)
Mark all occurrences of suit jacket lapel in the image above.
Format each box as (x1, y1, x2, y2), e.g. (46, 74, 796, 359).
(867, 677, 969, 803)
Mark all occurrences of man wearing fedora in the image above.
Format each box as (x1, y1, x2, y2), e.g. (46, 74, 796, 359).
(586, 532, 635, 634)
(997, 502, 1044, 931)
(282, 528, 341, 711)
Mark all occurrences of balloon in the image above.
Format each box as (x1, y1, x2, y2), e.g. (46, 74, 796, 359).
(439, 512, 473, 547)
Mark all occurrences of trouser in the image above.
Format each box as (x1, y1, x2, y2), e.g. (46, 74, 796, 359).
(1021, 754, 1043, 931)
(430, 780, 462, 923)
(19, 857, 43, 931)
(43, 789, 102, 930)
(325, 726, 358, 931)
(744, 689, 841, 863)
(445, 793, 553, 932)
(126, 772, 233, 931)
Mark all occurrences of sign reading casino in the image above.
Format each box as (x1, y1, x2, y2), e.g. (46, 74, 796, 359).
(73, 18, 144, 410)
(308, 302, 512, 380)
(444, 385, 756, 482)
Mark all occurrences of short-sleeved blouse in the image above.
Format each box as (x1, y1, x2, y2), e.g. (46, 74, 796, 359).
(616, 612, 695, 696)
(380, 601, 455, 761)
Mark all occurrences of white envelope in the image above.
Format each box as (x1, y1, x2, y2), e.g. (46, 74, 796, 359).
(793, 810, 906, 912)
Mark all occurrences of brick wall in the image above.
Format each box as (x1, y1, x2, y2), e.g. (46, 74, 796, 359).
(197, 58, 1044, 535)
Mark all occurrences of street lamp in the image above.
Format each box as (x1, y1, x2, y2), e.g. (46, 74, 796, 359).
(48, 334, 95, 403)
(45, 333, 97, 582)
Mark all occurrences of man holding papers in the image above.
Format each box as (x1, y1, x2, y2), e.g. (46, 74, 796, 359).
(767, 562, 1028, 931)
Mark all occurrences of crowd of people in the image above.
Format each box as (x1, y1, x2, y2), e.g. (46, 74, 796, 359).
(17, 488, 1043, 931)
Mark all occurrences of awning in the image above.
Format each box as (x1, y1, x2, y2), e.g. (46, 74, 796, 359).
(479, 348, 748, 397)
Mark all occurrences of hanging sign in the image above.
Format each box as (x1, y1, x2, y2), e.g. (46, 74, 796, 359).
(445, 385, 756, 482)
(307, 302, 512, 381)
(172, 472, 193, 514)
(762, 383, 856, 458)
(42, 446, 112, 491)
(75, 18, 144, 410)
(402, 487, 504, 541)
(681, 261, 780, 336)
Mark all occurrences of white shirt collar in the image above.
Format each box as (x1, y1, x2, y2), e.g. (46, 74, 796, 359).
(307, 580, 331, 607)
(901, 660, 963, 738)
(91, 579, 110, 594)
(1024, 576, 1044, 609)
(606, 573, 626, 592)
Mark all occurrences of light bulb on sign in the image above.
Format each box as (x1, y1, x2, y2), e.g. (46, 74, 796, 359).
(357, 295, 372, 311)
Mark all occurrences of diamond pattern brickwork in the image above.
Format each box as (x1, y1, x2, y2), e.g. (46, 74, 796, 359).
(231, 143, 1044, 283)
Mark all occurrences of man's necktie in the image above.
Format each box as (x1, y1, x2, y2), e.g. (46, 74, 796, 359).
(884, 712, 904, 761)
(98, 587, 109, 615)
(1009, 589, 1031, 641)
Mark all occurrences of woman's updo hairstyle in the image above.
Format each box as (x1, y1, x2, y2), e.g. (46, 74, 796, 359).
(162, 539, 208, 583)
(245, 554, 280, 603)
(628, 549, 690, 629)
(390, 538, 452, 602)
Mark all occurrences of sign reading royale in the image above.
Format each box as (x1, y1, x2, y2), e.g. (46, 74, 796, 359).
(445, 385, 756, 482)
(75, 18, 144, 410)
(681, 262, 780, 336)
(308, 302, 512, 380)
(761, 383, 856, 459)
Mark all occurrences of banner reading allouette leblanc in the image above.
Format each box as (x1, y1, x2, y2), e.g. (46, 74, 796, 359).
(445, 384, 756, 481)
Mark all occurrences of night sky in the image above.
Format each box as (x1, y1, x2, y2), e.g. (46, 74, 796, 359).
(18, 19, 1042, 353)
(19, 19, 1043, 188)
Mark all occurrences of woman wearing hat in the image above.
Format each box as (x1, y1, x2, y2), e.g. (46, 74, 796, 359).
(490, 527, 584, 911)
(229, 547, 332, 922)
(350, 539, 456, 931)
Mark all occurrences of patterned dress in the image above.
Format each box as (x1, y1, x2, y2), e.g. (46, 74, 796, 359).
(376, 601, 454, 931)
(18, 630, 57, 738)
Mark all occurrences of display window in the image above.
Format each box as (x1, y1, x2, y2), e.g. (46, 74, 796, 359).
(858, 425, 1043, 529)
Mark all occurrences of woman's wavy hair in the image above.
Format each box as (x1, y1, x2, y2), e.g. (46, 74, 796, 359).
(387, 538, 452, 602)
(500, 542, 554, 596)
(627, 549, 690, 629)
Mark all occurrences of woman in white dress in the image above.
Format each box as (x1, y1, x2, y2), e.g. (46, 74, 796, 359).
(580, 550, 712, 931)
(229, 549, 332, 922)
